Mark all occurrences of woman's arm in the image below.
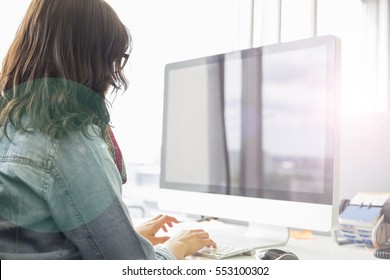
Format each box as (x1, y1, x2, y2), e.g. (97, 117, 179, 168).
(46, 128, 215, 260)
(47, 128, 168, 259)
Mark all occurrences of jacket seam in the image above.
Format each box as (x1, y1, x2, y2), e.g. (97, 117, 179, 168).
(41, 139, 57, 200)
(0, 157, 52, 170)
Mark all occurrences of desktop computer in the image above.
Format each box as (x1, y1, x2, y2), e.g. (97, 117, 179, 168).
(158, 35, 341, 258)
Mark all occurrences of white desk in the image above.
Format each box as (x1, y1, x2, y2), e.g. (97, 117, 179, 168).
(186, 235, 377, 260)
(127, 187, 379, 260)
(257, 235, 376, 260)
(163, 220, 378, 260)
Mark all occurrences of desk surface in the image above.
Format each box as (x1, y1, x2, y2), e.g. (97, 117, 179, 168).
(166, 221, 378, 260)
(186, 234, 376, 260)
(130, 195, 378, 261)
(258, 234, 376, 260)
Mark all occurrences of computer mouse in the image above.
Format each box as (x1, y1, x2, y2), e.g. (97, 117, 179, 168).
(256, 248, 299, 260)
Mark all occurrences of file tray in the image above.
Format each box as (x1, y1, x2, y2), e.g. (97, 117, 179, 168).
(339, 192, 390, 248)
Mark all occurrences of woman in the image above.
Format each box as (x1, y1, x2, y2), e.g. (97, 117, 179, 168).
(0, 0, 215, 260)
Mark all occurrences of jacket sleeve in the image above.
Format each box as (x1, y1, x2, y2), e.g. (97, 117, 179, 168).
(46, 128, 175, 260)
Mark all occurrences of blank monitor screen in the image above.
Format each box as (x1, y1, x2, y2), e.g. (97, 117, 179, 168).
(160, 35, 338, 213)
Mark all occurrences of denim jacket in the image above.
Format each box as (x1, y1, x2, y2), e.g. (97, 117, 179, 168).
(0, 122, 175, 260)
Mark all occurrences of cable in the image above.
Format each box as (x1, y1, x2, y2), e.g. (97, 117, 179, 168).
(373, 245, 390, 259)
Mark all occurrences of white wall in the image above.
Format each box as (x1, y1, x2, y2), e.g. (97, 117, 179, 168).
(339, 112, 390, 199)
(0, 1, 31, 62)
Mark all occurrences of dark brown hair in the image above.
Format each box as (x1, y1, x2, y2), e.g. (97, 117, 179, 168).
(0, 0, 131, 138)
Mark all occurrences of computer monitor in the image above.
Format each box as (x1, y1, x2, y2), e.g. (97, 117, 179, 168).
(159, 35, 340, 247)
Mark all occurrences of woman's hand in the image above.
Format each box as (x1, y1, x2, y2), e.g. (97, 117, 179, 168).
(164, 229, 217, 260)
(136, 214, 179, 245)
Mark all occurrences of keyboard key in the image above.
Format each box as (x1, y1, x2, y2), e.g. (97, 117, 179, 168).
(194, 244, 252, 259)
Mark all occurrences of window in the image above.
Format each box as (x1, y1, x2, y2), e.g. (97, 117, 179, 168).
(318, 0, 389, 112)
(253, 0, 389, 113)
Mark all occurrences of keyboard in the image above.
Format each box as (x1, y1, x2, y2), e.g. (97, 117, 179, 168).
(151, 218, 256, 259)
(194, 244, 253, 259)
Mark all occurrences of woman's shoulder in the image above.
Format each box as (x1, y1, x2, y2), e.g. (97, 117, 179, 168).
(56, 124, 105, 153)
(0, 122, 106, 170)
(0, 123, 55, 170)
(54, 125, 114, 171)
